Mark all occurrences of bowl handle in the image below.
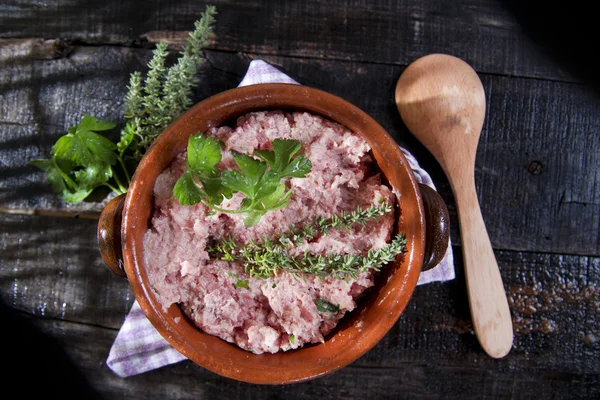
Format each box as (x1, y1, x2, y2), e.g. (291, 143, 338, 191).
(97, 193, 127, 278)
(418, 183, 450, 271)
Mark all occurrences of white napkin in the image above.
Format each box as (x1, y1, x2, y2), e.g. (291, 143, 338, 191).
(106, 59, 454, 377)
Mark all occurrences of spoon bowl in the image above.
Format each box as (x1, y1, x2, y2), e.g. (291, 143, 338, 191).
(395, 54, 513, 358)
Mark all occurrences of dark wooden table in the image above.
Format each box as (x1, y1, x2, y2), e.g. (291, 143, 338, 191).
(1, 1, 599, 398)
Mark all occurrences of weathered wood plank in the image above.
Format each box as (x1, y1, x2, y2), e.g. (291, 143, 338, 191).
(0, 214, 132, 329)
(0, 0, 575, 82)
(2, 213, 599, 378)
(5, 303, 598, 399)
(0, 42, 244, 211)
(1, 46, 598, 255)
(2, 1, 597, 397)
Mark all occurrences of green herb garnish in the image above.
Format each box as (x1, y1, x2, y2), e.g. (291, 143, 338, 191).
(173, 133, 312, 227)
(234, 279, 250, 289)
(208, 203, 406, 279)
(29, 115, 127, 202)
(124, 5, 217, 159)
(315, 299, 340, 313)
(227, 272, 250, 289)
(238, 233, 406, 279)
(289, 334, 295, 345)
(30, 6, 218, 203)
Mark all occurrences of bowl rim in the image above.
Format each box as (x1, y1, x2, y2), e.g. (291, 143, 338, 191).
(122, 83, 425, 384)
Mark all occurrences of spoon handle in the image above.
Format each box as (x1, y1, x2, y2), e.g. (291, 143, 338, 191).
(454, 177, 513, 358)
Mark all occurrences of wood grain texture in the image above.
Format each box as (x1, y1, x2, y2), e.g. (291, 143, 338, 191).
(395, 53, 512, 358)
(0, 41, 246, 211)
(0, 0, 574, 82)
(12, 316, 598, 399)
(2, 214, 599, 378)
(1, 46, 598, 256)
(0, 214, 132, 329)
(1, 0, 599, 396)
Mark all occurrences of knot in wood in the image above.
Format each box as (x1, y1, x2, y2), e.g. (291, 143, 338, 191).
(528, 161, 543, 175)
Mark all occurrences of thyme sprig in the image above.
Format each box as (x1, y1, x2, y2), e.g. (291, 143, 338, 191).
(208, 203, 406, 279)
(246, 234, 406, 279)
(315, 201, 392, 234)
(215, 202, 392, 251)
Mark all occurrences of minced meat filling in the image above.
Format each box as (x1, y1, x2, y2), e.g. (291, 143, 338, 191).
(144, 110, 395, 354)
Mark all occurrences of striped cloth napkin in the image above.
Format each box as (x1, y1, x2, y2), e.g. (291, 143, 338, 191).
(106, 59, 455, 377)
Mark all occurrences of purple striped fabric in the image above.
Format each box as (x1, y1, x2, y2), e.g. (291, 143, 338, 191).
(106, 59, 455, 377)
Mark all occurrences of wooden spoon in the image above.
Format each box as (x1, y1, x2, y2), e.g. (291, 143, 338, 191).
(395, 54, 513, 358)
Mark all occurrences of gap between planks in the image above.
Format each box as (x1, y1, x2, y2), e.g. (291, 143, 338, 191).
(0, 37, 584, 86)
(0, 207, 100, 220)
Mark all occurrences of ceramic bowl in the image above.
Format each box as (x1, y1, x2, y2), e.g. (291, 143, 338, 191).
(98, 83, 449, 384)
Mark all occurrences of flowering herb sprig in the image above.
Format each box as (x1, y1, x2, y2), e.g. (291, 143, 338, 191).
(124, 6, 217, 159)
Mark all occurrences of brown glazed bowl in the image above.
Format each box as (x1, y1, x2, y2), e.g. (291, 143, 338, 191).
(98, 83, 449, 384)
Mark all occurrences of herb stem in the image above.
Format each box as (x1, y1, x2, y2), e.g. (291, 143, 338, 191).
(104, 182, 124, 194)
(52, 159, 77, 190)
(111, 167, 128, 193)
(201, 201, 248, 215)
(118, 156, 131, 184)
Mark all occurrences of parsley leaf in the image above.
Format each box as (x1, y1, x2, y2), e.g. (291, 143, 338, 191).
(173, 133, 312, 226)
(187, 134, 222, 176)
(280, 156, 312, 179)
(234, 278, 250, 289)
(62, 187, 95, 204)
(255, 183, 292, 211)
(29, 159, 65, 192)
(30, 115, 132, 203)
(241, 211, 265, 228)
(255, 139, 311, 178)
(315, 299, 340, 313)
(221, 155, 267, 198)
(30, 158, 95, 203)
(173, 171, 205, 205)
(74, 163, 113, 188)
(197, 176, 231, 205)
(52, 115, 118, 167)
(77, 114, 116, 132)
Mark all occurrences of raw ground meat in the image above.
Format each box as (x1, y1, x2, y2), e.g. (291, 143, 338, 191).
(144, 110, 396, 354)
